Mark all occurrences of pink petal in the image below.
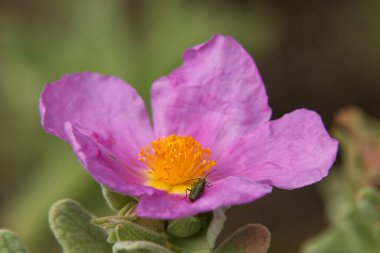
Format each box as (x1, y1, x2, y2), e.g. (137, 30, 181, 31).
(136, 176, 272, 219)
(217, 109, 338, 190)
(151, 35, 271, 157)
(40, 72, 154, 164)
(65, 122, 155, 196)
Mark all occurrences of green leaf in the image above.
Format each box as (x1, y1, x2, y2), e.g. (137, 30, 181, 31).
(167, 217, 202, 238)
(358, 187, 380, 207)
(101, 185, 137, 212)
(317, 170, 355, 225)
(302, 187, 380, 253)
(333, 107, 380, 189)
(113, 240, 173, 253)
(215, 224, 271, 253)
(48, 199, 112, 253)
(0, 229, 28, 253)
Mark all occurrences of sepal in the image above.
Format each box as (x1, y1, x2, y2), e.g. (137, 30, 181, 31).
(168, 208, 227, 252)
(206, 208, 227, 248)
(167, 216, 202, 238)
(101, 185, 137, 212)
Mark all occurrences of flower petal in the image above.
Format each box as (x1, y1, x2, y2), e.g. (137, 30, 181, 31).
(217, 109, 338, 190)
(151, 35, 271, 157)
(136, 176, 272, 219)
(40, 72, 154, 162)
(64, 122, 154, 197)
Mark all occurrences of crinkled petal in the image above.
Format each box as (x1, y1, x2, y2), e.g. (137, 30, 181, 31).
(151, 35, 271, 157)
(65, 122, 155, 197)
(40, 72, 154, 164)
(217, 109, 338, 190)
(136, 176, 272, 219)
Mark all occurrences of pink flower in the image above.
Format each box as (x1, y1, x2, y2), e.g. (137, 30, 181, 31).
(39, 35, 338, 219)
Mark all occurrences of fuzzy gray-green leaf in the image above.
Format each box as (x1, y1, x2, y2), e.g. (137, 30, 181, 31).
(215, 224, 271, 253)
(114, 220, 167, 245)
(0, 229, 28, 253)
(92, 215, 167, 245)
(101, 185, 137, 212)
(48, 199, 111, 253)
(113, 240, 173, 253)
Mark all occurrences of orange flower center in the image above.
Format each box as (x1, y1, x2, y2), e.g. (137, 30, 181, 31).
(138, 134, 216, 193)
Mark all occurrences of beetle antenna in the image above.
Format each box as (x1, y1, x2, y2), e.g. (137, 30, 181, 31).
(182, 170, 216, 184)
(204, 170, 216, 179)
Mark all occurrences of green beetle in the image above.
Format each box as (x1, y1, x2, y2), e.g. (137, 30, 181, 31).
(185, 170, 215, 203)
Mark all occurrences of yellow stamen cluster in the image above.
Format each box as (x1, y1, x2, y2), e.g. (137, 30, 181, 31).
(139, 134, 216, 187)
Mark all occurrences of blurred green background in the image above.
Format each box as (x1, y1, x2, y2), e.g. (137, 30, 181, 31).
(1, 0, 380, 252)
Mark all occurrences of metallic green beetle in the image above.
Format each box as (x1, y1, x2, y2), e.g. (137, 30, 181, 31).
(185, 170, 214, 203)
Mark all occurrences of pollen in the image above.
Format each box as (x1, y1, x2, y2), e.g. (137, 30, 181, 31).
(138, 134, 216, 192)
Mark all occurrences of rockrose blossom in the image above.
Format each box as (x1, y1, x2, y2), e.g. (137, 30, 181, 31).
(39, 35, 338, 219)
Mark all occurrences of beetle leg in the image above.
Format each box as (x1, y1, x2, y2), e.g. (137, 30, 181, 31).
(183, 188, 191, 200)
